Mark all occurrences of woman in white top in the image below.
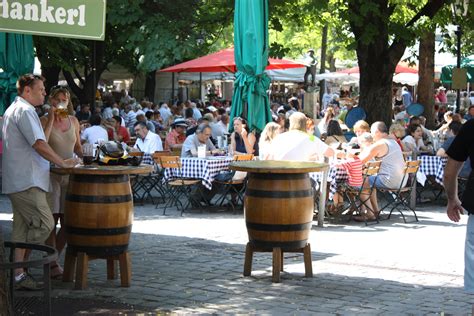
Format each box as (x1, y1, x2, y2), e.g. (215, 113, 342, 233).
(258, 122, 281, 160)
(316, 107, 335, 136)
(402, 123, 431, 154)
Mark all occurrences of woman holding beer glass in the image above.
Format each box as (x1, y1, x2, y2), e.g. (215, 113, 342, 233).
(40, 86, 83, 279)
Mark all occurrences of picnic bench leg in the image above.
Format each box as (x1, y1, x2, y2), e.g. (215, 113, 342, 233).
(318, 170, 329, 227)
(243, 242, 253, 276)
(272, 247, 282, 283)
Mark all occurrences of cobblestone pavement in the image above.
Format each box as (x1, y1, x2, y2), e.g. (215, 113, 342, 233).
(1, 194, 474, 314)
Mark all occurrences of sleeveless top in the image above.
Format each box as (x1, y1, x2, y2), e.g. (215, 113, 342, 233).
(49, 117, 76, 159)
(376, 138, 407, 188)
(234, 132, 259, 155)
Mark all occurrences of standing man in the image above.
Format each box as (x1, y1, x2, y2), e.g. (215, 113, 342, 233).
(2, 74, 78, 290)
(401, 86, 413, 108)
(444, 119, 474, 294)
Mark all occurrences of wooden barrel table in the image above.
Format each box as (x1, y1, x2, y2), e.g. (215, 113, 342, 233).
(230, 160, 329, 283)
(52, 164, 153, 289)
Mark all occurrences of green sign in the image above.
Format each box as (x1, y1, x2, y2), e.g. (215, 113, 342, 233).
(0, 0, 106, 40)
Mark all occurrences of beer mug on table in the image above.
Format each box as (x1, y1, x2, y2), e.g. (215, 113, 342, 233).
(82, 143, 94, 165)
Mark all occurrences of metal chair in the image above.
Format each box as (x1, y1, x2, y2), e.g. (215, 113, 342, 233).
(157, 155, 204, 216)
(214, 154, 253, 213)
(340, 160, 382, 224)
(378, 160, 421, 223)
(131, 151, 171, 205)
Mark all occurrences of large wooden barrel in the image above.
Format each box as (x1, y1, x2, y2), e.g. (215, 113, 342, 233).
(245, 172, 314, 250)
(64, 174, 133, 256)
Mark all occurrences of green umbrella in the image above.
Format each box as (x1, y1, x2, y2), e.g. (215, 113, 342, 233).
(440, 57, 474, 84)
(0, 33, 35, 114)
(229, 0, 272, 133)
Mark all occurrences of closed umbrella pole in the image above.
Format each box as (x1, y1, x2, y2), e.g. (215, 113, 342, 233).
(229, 0, 272, 133)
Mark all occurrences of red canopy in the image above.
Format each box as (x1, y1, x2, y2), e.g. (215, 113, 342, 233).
(160, 48, 305, 73)
(337, 63, 418, 74)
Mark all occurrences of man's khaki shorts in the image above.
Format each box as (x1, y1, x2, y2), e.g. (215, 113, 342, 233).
(9, 187, 54, 244)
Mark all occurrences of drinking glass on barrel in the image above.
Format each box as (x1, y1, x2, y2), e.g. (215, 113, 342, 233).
(83, 144, 94, 165)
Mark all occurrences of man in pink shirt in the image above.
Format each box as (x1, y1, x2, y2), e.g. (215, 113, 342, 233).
(165, 118, 187, 150)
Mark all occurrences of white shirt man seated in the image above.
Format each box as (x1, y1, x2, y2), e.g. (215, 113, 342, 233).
(133, 121, 163, 154)
(267, 112, 334, 161)
(181, 124, 219, 158)
(81, 114, 108, 144)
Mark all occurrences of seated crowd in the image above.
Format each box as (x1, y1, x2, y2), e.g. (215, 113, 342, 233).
(41, 85, 474, 224)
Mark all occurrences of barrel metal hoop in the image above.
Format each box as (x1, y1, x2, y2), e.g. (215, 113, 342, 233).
(72, 174, 129, 183)
(68, 244, 129, 256)
(250, 239, 308, 250)
(250, 173, 308, 180)
(246, 188, 313, 198)
(65, 225, 132, 236)
(66, 194, 132, 203)
(246, 221, 312, 232)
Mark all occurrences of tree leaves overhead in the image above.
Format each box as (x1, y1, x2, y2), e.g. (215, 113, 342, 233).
(34, 0, 235, 77)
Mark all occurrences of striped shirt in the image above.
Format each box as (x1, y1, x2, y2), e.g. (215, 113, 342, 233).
(337, 156, 363, 187)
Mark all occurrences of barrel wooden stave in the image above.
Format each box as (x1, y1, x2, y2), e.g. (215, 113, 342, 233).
(245, 173, 314, 251)
(64, 174, 133, 256)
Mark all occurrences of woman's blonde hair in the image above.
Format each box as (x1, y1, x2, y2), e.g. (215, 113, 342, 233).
(260, 122, 281, 143)
(353, 120, 370, 132)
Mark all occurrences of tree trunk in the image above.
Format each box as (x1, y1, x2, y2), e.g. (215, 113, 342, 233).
(0, 226, 12, 316)
(357, 45, 398, 126)
(347, 0, 445, 126)
(41, 66, 61, 94)
(62, 41, 107, 106)
(418, 30, 436, 129)
(144, 71, 156, 103)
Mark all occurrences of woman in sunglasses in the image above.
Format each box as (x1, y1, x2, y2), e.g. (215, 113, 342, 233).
(40, 86, 83, 280)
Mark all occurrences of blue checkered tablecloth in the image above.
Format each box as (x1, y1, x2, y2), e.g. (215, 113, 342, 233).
(417, 155, 448, 185)
(142, 153, 154, 165)
(163, 157, 234, 189)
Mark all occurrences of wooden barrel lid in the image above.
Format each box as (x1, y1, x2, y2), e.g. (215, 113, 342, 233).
(230, 160, 329, 173)
(51, 164, 153, 175)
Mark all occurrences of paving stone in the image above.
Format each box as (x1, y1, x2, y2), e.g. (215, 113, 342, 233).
(0, 195, 472, 314)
